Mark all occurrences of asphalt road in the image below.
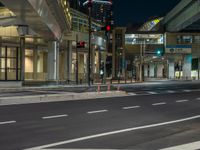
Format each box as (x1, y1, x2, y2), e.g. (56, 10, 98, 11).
(0, 81, 200, 150)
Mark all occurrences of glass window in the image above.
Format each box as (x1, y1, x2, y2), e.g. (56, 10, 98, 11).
(194, 36, 200, 44)
(182, 36, 193, 44)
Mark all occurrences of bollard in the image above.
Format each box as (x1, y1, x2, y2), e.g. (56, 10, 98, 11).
(107, 83, 111, 92)
(98, 83, 101, 93)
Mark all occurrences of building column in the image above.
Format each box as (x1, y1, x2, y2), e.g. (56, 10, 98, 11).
(78, 53, 84, 81)
(168, 58, 175, 79)
(66, 41, 72, 82)
(149, 63, 155, 78)
(20, 37, 25, 82)
(144, 64, 148, 77)
(157, 63, 164, 78)
(33, 45, 38, 80)
(183, 54, 192, 80)
(47, 41, 59, 81)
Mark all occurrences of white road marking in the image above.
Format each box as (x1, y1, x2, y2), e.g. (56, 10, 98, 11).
(43, 149, 118, 150)
(166, 90, 175, 93)
(0, 120, 16, 125)
(87, 110, 108, 114)
(123, 106, 140, 110)
(42, 114, 68, 119)
(176, 100, 189, 103)
(148, 91, 158, 94)
(160, 141, 200, 150)
(152, 102, 166, 106)
(25, 115, 200, 150)
(183, 90, 191, 92)
(196, 97, 200, 101)
(128, 92, 137, 96)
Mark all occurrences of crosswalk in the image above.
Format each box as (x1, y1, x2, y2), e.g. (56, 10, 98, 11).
(127, 89, 200, 96)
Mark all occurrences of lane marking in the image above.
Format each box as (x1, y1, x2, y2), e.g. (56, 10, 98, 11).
(166, 90, 175, 93)
(196, 97, 200, 101)
(148, 91, 158, 95)
(183, 90, 191, 92)
(0, 120, 16, 125)
(128, 93, 137, 96)
(42, 114, 68, 119)
(123, 106, 140, 110)
(25, 115, 200, 150)
(152, 102, 166, 106)
(87, 110, 108, 114)
(176, 100, 189, 103)
(161, 141, 200, 150)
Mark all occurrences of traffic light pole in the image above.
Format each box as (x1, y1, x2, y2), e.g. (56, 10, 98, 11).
(88, 4, 92, 86)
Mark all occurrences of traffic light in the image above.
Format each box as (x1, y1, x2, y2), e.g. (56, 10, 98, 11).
(106, 25, 111, 32)
(77, 41, 86, 48)
(156, 48, 164, 56)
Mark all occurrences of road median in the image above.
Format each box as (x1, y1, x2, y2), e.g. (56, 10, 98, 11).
(0, 91, 127, 106)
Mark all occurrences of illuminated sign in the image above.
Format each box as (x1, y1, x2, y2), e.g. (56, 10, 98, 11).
(165, 45, 192, 54)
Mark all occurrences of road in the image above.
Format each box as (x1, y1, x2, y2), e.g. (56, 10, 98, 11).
(0, 81, 200, 150)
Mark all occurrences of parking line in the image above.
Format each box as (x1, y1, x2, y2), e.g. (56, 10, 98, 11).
(123, 106, 140, 110)
(148, 91, 158, 94)
(196, 97, 200, 101)
(87, 110, 108, 114)
(42, 114, 68, 119)
(160, 141, 200, 150)
(0, 120, 16, 125)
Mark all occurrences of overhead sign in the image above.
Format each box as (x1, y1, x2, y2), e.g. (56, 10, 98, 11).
(165, 45, 192, 54)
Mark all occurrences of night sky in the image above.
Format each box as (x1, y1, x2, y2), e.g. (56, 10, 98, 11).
(113, 0, 181, 26)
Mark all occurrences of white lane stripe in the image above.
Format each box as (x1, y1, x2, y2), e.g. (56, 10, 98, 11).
(25, 115, 200, 150)
(43, 149, 118, 150)
(176, 100, 189, 103)
(152, 102, 166, 106)
(0, 120, 16, 125)
(183, 90, 191, 92)
(42, 114, 68, 119)
(128, 93, 137, 96)
(160, 141, 200, 150)
(148, 91, 158, 94)
(167, 90, 175, 93)
(87, 110, 108, 114)
(196, 97, 200, 101)
(123, 106, 140, 110)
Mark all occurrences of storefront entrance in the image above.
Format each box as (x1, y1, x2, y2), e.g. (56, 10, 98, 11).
(0, 46, 21, 81)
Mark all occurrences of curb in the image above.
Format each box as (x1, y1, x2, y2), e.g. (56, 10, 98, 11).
(0, 91, 127, 106)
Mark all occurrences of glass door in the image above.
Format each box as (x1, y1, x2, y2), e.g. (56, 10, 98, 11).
(0, 46, 21, 81)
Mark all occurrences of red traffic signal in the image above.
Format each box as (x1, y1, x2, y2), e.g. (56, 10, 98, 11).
(106, 25, 111, 31)
(77, 41, 86, 48)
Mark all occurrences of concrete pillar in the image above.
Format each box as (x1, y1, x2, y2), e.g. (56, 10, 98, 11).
(144, 64, 148, 77)
(149, 63, 155, 78)
(183, 54, 192, 80)
(33, 46, 38, 80)
(20, 37, 25, 82)
(168, 58, 175, 79)
(66, 41, 72, 82)
(157, 63, 164, 78)
(47, 41, 59, 81)
(78, 53, 84, 81)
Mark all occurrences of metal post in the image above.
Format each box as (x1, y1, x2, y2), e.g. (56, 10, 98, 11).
(88, 3, 92, 86)
(198, 57, 200, 80)
(76, 34, 78, 85)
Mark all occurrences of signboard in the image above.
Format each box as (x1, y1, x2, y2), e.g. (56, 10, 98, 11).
(165, 45, 192, 54)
